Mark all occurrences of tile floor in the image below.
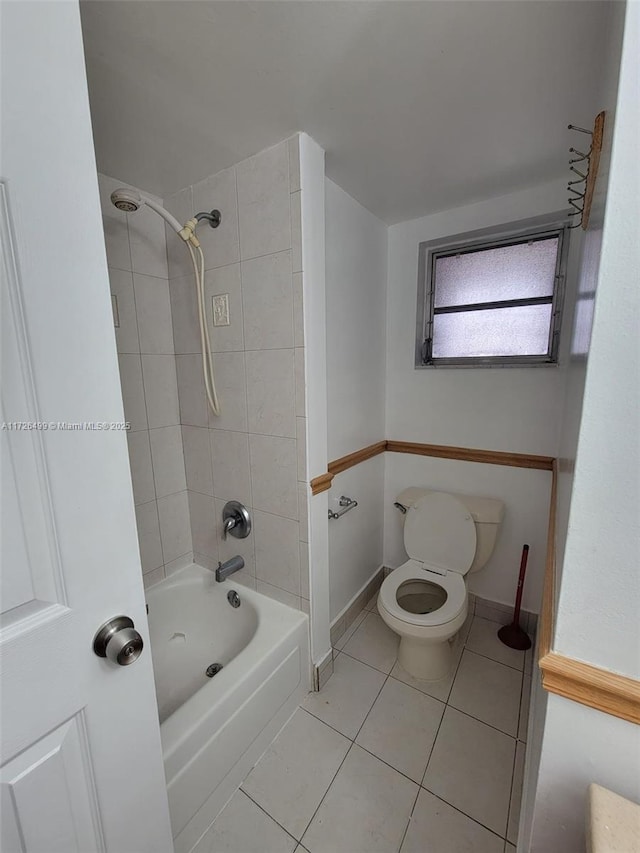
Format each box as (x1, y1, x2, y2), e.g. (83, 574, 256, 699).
(195, 599, 532, 853)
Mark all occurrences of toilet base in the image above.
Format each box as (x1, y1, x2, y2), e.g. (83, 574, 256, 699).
(397, 634, 456, 681)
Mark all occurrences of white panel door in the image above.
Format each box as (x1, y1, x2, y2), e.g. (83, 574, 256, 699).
(0, 2, 173, 851)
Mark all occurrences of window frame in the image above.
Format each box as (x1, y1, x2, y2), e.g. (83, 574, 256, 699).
(415, 218, 570, 368)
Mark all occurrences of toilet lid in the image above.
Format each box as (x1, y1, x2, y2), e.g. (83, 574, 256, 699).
(404, 492, 476, 575)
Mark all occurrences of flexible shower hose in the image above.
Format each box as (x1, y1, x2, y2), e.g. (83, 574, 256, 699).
(186, 240, 221, 417)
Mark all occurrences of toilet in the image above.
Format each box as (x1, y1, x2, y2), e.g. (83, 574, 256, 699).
(377, 487, 505, 681)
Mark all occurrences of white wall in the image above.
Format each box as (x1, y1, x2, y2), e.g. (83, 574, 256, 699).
(527, 3, 639, 850)
(383, 180, 578, 611)
(325, 179, 388, 620)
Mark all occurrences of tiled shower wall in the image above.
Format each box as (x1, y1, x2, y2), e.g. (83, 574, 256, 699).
(99, 136, 309, 611)
(163, 136, 309, 612)
(98, 174, 192, 587)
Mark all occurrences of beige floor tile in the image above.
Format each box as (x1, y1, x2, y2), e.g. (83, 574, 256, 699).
(242, 709, 350, 839)
(193, 789, 296, 853)
(333, 610, 367, 651)
(505, 844, 516, 852)
(302, 745, 418, 853)
(356, 678, 445, 782)
(518, 675, 531, 742)
(303, 652, 385, 739)
(507, 741, 526, 844)
(400, 789, 504, 853)
(423, 707, 515, 837)
(449, 650, 522, 736)
(342, 612, 400, 673)
(466, 617, 526, 671)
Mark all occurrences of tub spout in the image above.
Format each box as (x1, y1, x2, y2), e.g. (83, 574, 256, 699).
(216, 555, 245, 582)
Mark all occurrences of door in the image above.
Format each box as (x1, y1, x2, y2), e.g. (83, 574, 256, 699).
(0, 2, 173, 851)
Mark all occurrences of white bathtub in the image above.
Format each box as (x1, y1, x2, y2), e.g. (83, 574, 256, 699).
(146, 564, 310, 853)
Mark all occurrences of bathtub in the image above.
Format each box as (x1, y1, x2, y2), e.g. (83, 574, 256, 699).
(146, 564, 310, 853)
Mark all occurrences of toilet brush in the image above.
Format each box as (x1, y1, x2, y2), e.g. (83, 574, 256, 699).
(498, 544, 532, 650)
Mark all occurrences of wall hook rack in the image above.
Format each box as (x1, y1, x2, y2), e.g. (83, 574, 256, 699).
(567, 111, 605, 230)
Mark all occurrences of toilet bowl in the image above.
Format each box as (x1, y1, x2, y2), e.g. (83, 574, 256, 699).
(378, 489, 504, 681)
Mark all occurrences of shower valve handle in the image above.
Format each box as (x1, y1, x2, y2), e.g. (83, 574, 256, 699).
(221, 501, 251, 540)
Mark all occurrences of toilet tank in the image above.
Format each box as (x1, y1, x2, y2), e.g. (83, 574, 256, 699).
(395, 488, 505, 574)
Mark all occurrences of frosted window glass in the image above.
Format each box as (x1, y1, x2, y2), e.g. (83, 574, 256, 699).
(432, 304, 552, 359)
(434, 238, 558, 307)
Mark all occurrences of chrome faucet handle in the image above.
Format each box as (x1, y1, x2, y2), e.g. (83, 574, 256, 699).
(222, 516, 237, 540)
(221, 501, 251, 540)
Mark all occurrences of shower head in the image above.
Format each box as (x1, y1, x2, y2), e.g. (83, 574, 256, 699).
(111, 188, 143, 213)
(110, 187, 184, 234)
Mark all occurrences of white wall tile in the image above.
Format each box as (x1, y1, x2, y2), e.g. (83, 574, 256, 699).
(246, 349, 296, 437)
(237, 141, 291, 261)
(127, 430, 156, 505)
(143, 566, 165, 589)
(133, 274, 174, 354)
(204, 263, 244, 353)
(249, 434, 298, 519)
(209, 352, 248, 432)
(300, 541, 310, 600)
(128, 202, 169, 279)
(170, 275, 201, 354)
(241, 251, 294, 350)
(192, 166, 240, 270)
(296, 416, 307, 482)
(293, 272, 304, 348)
(164, 552, 194, 576)
(294, 347, 306, 418)
(256, 580, 300, 610)
(164, 186, 194, 279)
(118, 354, 148, 432)
(188, 490, 217, 559)
(288, 135, 301, 194)
(254, 510, 300, 594)
(214, 498, 256, 580)
(290, 191, 302, 273)
(149, 425, 187, 498)
(109, 267, 139, 353)
(135, 500, 164, 573)
(157, 491, 192, 563)
(141, 354, 180, 427)
(298, 482, 309, 542)
(182, 425, 213, 496)
(175, 354, 208, 427)
(210, 429, 252, 507)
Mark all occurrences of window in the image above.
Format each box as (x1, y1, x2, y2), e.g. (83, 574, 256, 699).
(415, 221, 569, 367)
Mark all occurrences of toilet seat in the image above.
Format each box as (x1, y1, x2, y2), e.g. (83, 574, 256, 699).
(378, 560, 466, 628)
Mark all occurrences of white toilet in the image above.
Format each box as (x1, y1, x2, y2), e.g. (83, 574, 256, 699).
(378, 487, 505, 681)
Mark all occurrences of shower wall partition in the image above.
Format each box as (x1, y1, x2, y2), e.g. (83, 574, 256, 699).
(99, 135, 310, 613)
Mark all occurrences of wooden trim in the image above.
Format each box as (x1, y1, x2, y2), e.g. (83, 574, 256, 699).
(310, 436, 640, 724)
(327, 441, 387, 476)
(311, 439, 553, 496)
(310, 472, 334, 496)
(582, 111, 605, 231)
(386, 440, 554, 471)
(538, 458, 640, 725)
(539, 651, 640, 725)
(539, 458, 557, 657)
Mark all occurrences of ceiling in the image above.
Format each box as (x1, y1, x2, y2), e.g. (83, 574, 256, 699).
(80, 1, 611, 224)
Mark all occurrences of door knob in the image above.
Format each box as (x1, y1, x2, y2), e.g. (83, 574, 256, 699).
(93, 616, 143, 666)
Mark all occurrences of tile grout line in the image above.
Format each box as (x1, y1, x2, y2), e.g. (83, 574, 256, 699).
(238, 788, 303, 849)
